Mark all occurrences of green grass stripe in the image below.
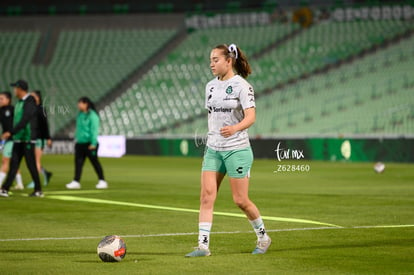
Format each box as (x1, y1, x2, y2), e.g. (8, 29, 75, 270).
(47, 195, 340, 227)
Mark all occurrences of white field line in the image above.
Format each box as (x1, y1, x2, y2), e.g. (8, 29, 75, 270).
(0, 224, 413, 242)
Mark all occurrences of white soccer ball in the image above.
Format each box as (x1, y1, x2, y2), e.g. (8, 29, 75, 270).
(373, 162, 385, 173)
(97, 235, 127, 262)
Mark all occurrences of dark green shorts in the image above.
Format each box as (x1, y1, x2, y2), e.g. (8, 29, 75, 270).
(202, 147, 253, 178)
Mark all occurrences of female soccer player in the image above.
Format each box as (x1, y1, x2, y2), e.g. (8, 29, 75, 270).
(0, 91, 24, 190)
(26, 91, 53, 188)
(185, 44, 271, 257)
(66, 97, 108, 189)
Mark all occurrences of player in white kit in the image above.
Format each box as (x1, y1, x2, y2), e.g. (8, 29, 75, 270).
(186, 44, 271, 257)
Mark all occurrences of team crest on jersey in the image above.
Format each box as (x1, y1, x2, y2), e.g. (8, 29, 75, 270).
(225, 86, 233, 94)
(5, 110, 10, 117)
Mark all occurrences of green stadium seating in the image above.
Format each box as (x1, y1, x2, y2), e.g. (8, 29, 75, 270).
(99, 22, 300, 136)
(166, 33, 414, 136)
(1, 19, 413, 137)
(0, 29, 177, 134)
(249, 20, 413, 92)
(249, 35, 414, 136)
(129, 20, 414, 137)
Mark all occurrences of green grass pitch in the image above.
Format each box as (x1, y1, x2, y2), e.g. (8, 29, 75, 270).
(0, 155, 413, 274)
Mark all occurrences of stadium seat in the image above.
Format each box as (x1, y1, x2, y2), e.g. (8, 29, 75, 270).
(169, 33, 414, 136)
(0, 29, 177, 134)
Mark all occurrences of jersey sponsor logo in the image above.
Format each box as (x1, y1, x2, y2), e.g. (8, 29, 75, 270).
(223, 97, 238, 101)
(225, 86, 233, 94)
(212, 107, 232, 113)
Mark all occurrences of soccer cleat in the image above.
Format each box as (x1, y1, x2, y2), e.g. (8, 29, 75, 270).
(96, 180, 108, 189)
(185, 247, 211, 257)
(29, 191, 44, 198)
(0, 189, 9, 197)
(252, 237, 272, 255)
(66, 181, 81, 189)
(44, 171, 53, 186)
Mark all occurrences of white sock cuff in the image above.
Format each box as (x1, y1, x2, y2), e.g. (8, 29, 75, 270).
(199, 222, 212, 232)
(249, 217, 264, 229)
(15, 173, 23, 184)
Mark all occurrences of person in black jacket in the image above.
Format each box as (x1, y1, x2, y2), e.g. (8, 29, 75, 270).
(26, 91, 53, 188)
(0, 80, 42, 198)
(0, 91, 24, 190)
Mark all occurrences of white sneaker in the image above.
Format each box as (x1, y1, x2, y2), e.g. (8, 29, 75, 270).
(66, 181, 81, 189)
(252, 237, 272, 254)
(96, 180, 108, 189)
(12, 183, 24, 190)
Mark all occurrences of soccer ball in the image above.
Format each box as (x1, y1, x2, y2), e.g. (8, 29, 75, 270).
(373, 162, 385, 173)
(97, 235, 127, 262)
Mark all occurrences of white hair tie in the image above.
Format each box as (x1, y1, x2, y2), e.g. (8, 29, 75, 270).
(228, 44, 238, 59)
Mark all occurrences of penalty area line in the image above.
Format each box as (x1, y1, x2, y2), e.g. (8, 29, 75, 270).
(0, 224, 414, 242)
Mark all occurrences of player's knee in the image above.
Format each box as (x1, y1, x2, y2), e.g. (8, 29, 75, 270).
(200, 190, 216, 206)
(233, 196, 250, 210)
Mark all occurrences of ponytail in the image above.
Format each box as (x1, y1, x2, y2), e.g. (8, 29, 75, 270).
(214, 43, 252, 78)
(33, 90, 43, 105)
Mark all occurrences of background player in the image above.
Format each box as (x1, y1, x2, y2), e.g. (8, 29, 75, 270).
(0, 80, 43, 197)
(66, 97, 107, 189)
(0, 91, 24, 190)
(26, 90, 53, 188)
(186, 44, 271, 257)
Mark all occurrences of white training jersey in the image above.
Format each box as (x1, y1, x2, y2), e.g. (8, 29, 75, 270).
(205, 75, 256, 151)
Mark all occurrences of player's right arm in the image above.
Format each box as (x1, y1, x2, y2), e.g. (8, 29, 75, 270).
(88, 111, 100, 149)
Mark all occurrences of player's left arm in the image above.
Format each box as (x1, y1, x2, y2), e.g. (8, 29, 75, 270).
(220, 84, 256, 138)
(220, 107, 255, 138)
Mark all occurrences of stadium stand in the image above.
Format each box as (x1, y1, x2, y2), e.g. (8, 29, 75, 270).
(0, 26, 177, 134)
(170, 33, 414, 137)
(251, 20, 413, 92)
(252, 33, 414, 136)
(1, 14, 413, 137)
(99, 22, 300, 136)
(99, 19, 413, 137)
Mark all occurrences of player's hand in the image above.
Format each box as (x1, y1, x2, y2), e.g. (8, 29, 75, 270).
(220, 126, 237, 138)
(47, 139, 53, 148)
(2, 132, 11, 140)
(89, 145, 96, 150)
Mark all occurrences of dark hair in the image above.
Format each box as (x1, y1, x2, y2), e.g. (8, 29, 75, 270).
(78, 96, 97, 112)
(33, 90, 43, 105)
(0, 91, 12, 103)
(214, 44, 252, 78)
